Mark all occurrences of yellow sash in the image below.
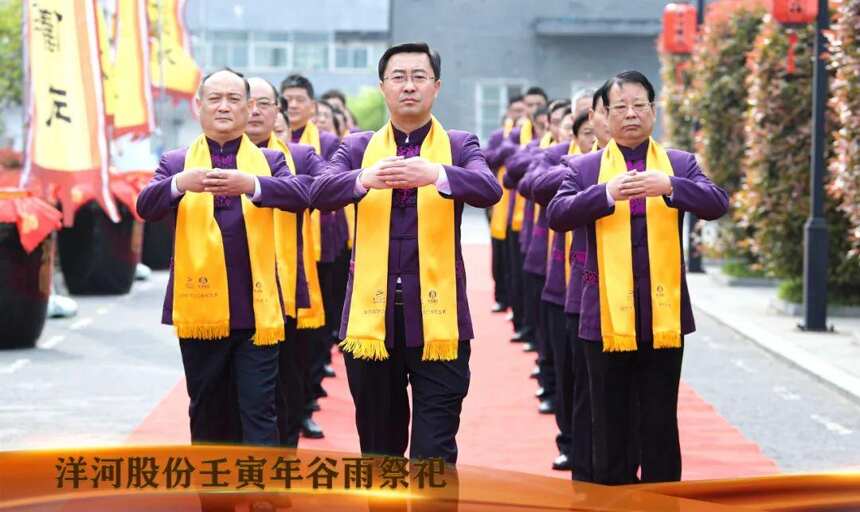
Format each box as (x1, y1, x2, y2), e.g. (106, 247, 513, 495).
(344, 203, 356, 249)
(510, 119, 534, 232)
(297, 211, 326, 329)
(341, 116, 459, 361)
(489, 119, 514, 240)
(547, 140, 581, 281)
(299, 120, 324, 261)
(265, 135, 301, 319)
(173, 134, 284, 345)
(595, 138, 681, 351)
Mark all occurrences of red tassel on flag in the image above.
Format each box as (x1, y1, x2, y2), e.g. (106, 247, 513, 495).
(786, 30, 799, 74)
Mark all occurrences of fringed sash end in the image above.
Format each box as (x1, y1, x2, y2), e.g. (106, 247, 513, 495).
(422, 340, 459, 361)
(340, 337, 390, 360)
(253, 326, 285, 346)
(602, 334, 637, 352)
(653, 331, 682, 349)
(175, 323, 231, 341)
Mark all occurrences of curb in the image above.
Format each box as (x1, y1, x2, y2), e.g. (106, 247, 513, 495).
(692, 299, 860, 405)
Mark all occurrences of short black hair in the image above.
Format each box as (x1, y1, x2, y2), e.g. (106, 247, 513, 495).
(277, 108, 290, 127)
(508, 94, 525, 106)
(280, 74, 315, 99)
(378, 42, 441, 81)
(525, 86, 548, 102)
(549, 99, 571, 115)
(321, 89, 347, 105)
(572, 111, 591, 137)
(197, 67, 250, 99)
(534, 106, 550, 119)
(601, 70, 656, 107)
(593, 80, 610, 110)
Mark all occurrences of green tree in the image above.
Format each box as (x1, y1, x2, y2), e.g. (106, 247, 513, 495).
(347, 87, 386, 131)
(737, 16, 860, 304)
(0, 0, 23, 139)
(0, 0, 23, 108)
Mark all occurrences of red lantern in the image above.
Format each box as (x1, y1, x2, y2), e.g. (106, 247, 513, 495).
(662, 3, 697, 55)
(768, 0, 818, 74)
(768, 0, 818, 25)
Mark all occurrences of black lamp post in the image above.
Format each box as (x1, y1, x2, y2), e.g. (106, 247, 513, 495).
(801, 0, 829, 331)
(686, 0, 705, 273)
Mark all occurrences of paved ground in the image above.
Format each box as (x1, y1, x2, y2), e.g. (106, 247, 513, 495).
(1, 207, 857, 477)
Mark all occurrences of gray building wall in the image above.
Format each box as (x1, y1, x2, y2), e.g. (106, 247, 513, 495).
(390, 0, 671, 141)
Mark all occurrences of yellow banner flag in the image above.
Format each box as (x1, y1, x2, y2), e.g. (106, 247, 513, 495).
(95, 6, 118, 125)
(23, 0, 118, 226)
(148, 0, 201, 101)
(113, 0, 154, 139)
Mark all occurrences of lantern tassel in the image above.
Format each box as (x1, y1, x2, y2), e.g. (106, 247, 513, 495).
(786, 30, 798, 75)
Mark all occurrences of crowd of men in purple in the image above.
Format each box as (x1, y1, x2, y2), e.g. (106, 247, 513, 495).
(137, 41, 728, 487)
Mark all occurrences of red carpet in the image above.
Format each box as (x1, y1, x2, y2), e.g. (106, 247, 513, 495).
(129, 243, 779, 480)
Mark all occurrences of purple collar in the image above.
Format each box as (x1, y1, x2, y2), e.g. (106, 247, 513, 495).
(392, 120, 432, 147)
(206, 136, 242, 155)
(617, 139, 649, 161)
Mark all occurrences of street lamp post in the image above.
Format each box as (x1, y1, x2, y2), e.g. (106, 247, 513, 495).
(801, 0, 830, 331)
(686, 0, 706, 273)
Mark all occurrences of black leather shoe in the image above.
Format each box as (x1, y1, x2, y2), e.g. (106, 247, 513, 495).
(307, 399, 321, 412)
(538, 399, 555, 414)
(301, 417, 325, 439)
(535, 387, 548, 399)
(530, 366, 540, 379)
(314, 386, 328, 399)
(510, 330, 527, 342)
(505, 312, 514, 321)
(552, 454, 571, 471)
(324, 365, 336, 378)
(491, 302, 508, 313)
(522, 342, 537, 352)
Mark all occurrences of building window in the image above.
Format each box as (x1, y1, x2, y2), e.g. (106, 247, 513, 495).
(475, 82, 525, 143)
(293, 32, 329, 71)
(335, 44, 377, 70)
(251, 32, 290, 70)
(206, 30, 249, 69)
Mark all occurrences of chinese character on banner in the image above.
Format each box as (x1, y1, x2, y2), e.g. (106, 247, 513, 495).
(23, 0, 118, 226)
(148, 0, 201, 102)
(112, 0, 155, 139)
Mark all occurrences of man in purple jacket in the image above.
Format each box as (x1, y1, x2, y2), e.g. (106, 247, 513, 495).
(136, 69, 310, 446)
(547, 71, 728, 484)
(484, 96, 527, 314)
(246, 76, 326, 446)
(310, 42, 501, 463)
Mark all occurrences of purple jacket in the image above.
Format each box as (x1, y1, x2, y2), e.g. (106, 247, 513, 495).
(483, 127, 517, 171)
(292, 125, 348, 262)
(136, 136, 311, 330)
(546, 140, 728, 343)
(533, 164, 582, 310)
(520, 142, 568, 277)
(310, 123, 502, 347)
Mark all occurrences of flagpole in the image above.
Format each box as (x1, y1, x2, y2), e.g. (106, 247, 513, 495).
(19, 0, 30, 189)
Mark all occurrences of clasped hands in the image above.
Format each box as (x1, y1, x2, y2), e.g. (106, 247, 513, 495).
(360, 156, 443, 190)
(606, 170, 672, 201)
(176, 168, 256, 196)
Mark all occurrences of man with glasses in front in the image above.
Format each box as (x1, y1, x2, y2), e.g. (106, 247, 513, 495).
(310, 42, 502, 464)
(547, 71, 728, 484)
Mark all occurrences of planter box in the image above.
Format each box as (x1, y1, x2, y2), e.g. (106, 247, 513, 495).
(708, 268, 781, 288)
(768, 297, 860, 318)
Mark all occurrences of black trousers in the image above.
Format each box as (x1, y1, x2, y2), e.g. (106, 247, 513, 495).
(545, 302, 570, 456)
(275, 318, 301, 446)
(343, 305, 471, 464)
(567, 314, 593, 482)
(505, 230, 525, 333)
(525, 273, 552, 391)
(179, 329, 279, 446)
(583, 337, 683, 484)
(491, 238, 509, 307)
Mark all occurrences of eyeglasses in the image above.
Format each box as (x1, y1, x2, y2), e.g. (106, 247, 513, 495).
(253, 98, 277, 110)
(607, 102, 653, 116)
(383, 73, 436, 85)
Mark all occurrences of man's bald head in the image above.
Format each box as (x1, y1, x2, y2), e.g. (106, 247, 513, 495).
(195, 68, 251, 143)
(246, 77, 281, 144)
